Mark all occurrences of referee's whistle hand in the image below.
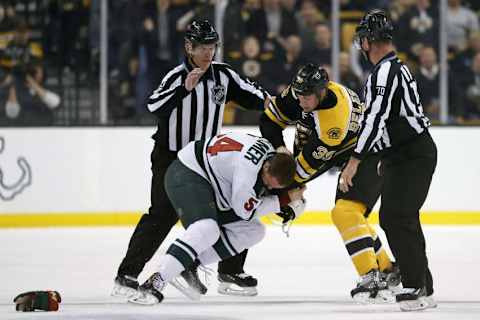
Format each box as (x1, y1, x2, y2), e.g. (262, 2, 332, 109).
(185, 68, 205, 91)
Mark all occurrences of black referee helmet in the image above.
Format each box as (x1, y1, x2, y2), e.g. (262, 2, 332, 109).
(184, 19, 219, 46)
(292, 63, 329, 96)
(354, 9, 393, 48)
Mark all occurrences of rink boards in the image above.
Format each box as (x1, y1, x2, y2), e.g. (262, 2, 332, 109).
(1, 126, 479, 227)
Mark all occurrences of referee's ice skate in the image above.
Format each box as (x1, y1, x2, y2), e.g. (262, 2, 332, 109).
(111, 275, 139, 299)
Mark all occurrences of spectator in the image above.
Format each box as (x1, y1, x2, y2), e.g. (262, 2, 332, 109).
(45, 0, 91, 71)
(244, 0, 298, 46)
(415, 47, 440, 121)
(302, 23, 332, 66)
(222, 0, 249, 54)
(228, 35, 277, 124)
(461, 52, 480, 119)
(0, 2, 16, 50)
(269, 34, 305, 94)
(446, 0, 479, 54)
(396, 0, 439, 61)
(451, 31, 480, 74)
(0, 22, 60, 125)
(339, 51, 362, 96)
(387, 0, 415, 23)
(297, 0, 325, 54)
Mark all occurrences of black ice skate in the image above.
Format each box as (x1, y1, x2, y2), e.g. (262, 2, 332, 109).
(351, 269, 393, 304)
(396, 287, 437, 311)
(129, 272, 165, 305)
(111, 274, 139, 298)
(180, 261, 208, 295)
(217, 272, 258, 296)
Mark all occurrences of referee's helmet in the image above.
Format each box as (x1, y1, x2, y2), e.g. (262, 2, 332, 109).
(292, 63, 329, 96)
(354, 9, 393, 48)
(185, 20, 219, 46)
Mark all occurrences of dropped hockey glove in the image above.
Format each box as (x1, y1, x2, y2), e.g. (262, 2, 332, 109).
(14, 291, 61, 312)
(277, 199, 306, 224)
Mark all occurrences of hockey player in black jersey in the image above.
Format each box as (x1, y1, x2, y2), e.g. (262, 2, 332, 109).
(259, 63, 400, 303)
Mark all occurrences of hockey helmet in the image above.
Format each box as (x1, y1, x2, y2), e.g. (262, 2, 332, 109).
(185, 19, 219, 46)
(292, 63, 329, 96)
(354, 9, 393, 49)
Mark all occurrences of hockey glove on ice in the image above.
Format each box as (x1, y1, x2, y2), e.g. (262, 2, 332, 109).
(14, 291, 61, 312)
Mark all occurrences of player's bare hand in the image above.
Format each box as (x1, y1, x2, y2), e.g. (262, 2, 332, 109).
(185, 68, 205, 91)
(339, 157, 360, 193)
(288, 185, 306, 202)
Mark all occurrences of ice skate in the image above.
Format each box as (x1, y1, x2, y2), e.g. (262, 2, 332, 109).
(351, 269, 393, 304)
(111, 275, 139, 299)
(129, 273, 165, 305)
(218, 272, 258, 296)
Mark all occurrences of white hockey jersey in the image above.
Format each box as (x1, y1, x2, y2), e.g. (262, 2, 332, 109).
(178, 132, 282, 221)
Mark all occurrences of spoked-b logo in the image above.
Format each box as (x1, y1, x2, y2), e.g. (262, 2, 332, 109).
(0, 136, 32, 201)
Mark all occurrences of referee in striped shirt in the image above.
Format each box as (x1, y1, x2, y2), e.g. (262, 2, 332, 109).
(114, 20, 269, 296)
(339, 10, 438, 311)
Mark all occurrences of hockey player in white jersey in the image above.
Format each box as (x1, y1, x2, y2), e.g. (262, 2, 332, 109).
(130, 132, 306, 304)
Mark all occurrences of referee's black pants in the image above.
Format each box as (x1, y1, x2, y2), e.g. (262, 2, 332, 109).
(117, 142, 247, 278)
(379, 131, 437, 295)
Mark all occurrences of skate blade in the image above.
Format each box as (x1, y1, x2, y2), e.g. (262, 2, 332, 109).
(111, 284, 138, 299)
(128, 291, 160, 305)
(352, 289, 394, 304)
(399, 297, 429, 311)
(169, 278, 201, 301)
(217, 283, 258, 296)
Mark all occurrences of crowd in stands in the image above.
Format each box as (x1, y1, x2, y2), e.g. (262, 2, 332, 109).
(1, 0, 480, 125)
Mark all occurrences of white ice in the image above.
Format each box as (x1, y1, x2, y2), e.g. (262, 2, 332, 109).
(1, 225, 479, 320)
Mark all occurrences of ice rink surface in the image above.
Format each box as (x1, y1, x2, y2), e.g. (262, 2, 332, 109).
(1, 225, 479, 320)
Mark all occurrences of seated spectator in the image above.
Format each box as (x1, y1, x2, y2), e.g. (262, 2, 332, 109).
(446, 0, 479, 54)
(302, 23, 332, 67)
(348, 42, 373, 81)
(229, 35, 277, 93)
(297, 0, 325, 54)
(244, 0, 299, 52)
(461, 52, 480, 119)
(228, 35, 276, 124)
(396, 0, 439, 62)
(269, 34, 305, 94)
(451, 31, 480, 74)
(0, 22, 60, 126)
(388, 0, 416, 23)
(415, 47, 440, 121)
(0, 2, 16, 50)
(339, 51, 362, 96)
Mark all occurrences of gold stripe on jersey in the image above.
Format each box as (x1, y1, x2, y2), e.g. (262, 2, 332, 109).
(265, 97, 292, 128)
(265, 108, 288, 128)
(295, 153, 319, 183)
(314, 82, 353, 147)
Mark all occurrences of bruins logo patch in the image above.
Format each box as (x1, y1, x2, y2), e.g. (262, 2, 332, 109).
(327, 127, 341, 139)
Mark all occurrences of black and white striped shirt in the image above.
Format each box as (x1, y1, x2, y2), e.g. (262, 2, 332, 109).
(353, 51, 431, 159)
(148, 59, 268, 151)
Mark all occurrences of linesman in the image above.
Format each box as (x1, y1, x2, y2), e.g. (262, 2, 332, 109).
(340, 9, 438, 311)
